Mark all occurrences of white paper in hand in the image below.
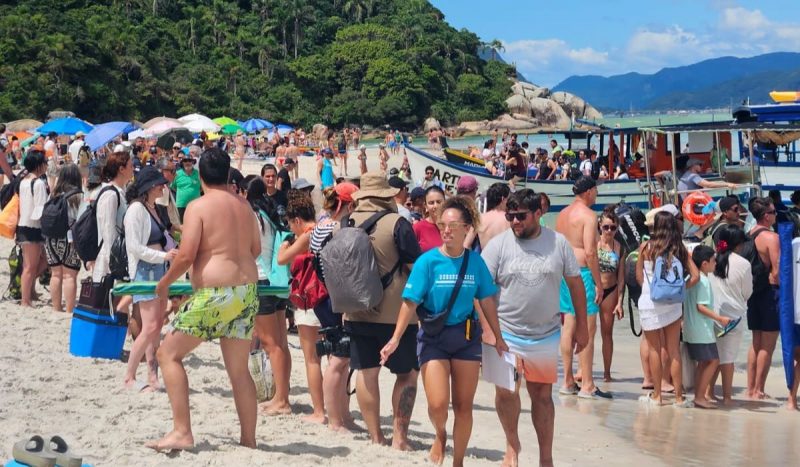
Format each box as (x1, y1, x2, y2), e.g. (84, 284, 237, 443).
(481, 343, 516, 391)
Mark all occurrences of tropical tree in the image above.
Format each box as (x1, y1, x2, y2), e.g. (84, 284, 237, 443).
(486, 38, 504, 61)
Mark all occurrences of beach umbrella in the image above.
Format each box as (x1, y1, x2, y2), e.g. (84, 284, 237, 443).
(37, 117, 93, 136)
(142, 116, 181, 129)
(4, 119, 43, 133)
(212, 116, 238, 127)
(242, 118, 274, 133)
(156, 128, 193, 150)
(276, 124, 293, 136)
(220, 123, 245, 135)
(178, 113, 220, 133)
(145, 119, 184, 137)
(778, 222, 797, 390)
(86, 121, 138, 152)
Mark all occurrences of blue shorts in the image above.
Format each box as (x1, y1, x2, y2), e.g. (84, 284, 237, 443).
(132, 261, 167, 304)
(417, 321, 482, 366)
(560, 267, 599, 316)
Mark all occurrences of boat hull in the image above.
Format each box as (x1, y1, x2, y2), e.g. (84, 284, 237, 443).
(443, 147, 538, 178)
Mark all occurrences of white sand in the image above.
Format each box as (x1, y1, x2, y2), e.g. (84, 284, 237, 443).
(0, 150, 797, 466)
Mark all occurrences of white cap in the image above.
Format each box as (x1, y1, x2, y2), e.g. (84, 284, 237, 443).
(113, 144, 126, 153)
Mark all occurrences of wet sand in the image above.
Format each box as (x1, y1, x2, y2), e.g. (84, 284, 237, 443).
(0, 150, 798, 466)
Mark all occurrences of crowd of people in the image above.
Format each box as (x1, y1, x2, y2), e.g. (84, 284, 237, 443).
(2, 121, 800, 467)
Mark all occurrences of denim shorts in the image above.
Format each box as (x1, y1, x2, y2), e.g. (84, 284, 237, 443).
(132, 261, 167, 304)
(417, 321, 482, 366)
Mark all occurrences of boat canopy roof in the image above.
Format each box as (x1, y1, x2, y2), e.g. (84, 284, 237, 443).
(639, 120, 800, 134)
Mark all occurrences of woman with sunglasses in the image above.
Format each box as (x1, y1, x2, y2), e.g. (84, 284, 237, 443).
(413, 185, 445, 252)
(597, 207, 625, 382)
(380, 196, 507, 467)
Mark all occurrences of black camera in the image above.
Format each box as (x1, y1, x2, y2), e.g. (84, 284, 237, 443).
(315, 326, 350, 358)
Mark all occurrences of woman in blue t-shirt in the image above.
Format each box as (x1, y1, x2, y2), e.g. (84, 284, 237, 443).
(380, 196, 508, 466)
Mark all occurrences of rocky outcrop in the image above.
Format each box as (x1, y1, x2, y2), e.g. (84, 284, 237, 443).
(423, 117, 441, 132)
(506, 80, 601, 129)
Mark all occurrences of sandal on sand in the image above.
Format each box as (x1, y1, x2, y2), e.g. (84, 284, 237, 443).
(12, 435, 57, 467)
(638, 392, 661, 407)
(674, 399, 695, 408)
(45, 435, 83, 467)
(558, 383, 580, 395)
(127, 381, 152, 393)
(578, 388, 613, 400)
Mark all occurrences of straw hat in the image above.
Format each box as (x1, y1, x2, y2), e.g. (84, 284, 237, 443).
(351, 172, 399, 200)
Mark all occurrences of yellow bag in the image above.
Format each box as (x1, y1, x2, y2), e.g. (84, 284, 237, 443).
(0, 194, 20, 239)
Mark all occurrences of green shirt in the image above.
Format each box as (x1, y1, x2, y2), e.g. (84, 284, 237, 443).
(710, 148, 728, 173)
(683, 274, 715, 344)
(171, 168, 201, 208)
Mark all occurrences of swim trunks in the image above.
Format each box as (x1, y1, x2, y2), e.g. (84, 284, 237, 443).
(504, 331, 560, 384)
(171, 283, 258, 340)
(559, 266, 599, 315)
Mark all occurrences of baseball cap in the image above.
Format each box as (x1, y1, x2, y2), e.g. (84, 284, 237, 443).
(321, 148, 333, 156)
(686, 158, 703, 169)
(173, 142, 181, 149)
(410, 187, 425, 202)
(456, 175, 478, 194)
(388, 176, 408, 190)
(572, 175, 597, 195)
(75, 131, 86, 138)
(718, 196, 740, 212)
(334, 182, 359, 202)
(645, 204, 680, 227)
(113, 144, 126, 153)
(292, 178, 314, 190)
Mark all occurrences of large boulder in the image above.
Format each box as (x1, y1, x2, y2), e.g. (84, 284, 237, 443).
(423, 117, 441, 132)
(506, 95, 532, 114)
(528, 98, 571, 129)
(457, 120, 491, 133)
(511, 81, 550, 100)
(549, 91, 603, 119)
(311, 123, 328, 141)
(488, 114, 539, 131)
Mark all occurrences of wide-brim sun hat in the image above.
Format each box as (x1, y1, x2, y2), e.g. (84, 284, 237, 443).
(351, 171, 399, 200)
(134, 166, 168, 197)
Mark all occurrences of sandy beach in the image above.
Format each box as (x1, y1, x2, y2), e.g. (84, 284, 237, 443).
(1, 151, 799, 466)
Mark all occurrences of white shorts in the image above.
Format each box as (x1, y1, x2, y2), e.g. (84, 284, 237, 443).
(294, 308, 321, 328)
(716, 327, 743, 365)
(638, 307, 682, 332)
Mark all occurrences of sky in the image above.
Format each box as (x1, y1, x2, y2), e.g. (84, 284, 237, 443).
(430, 0, 800, 87)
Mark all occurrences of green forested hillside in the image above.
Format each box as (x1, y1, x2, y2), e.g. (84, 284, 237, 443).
(0, 0, 512, 128)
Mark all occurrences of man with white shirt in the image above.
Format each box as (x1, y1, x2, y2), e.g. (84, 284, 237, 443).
(68, 131, 86, 161)
(389, 176, 412, 221)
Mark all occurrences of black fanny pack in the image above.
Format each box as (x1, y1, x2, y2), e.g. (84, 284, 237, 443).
(416, 250, 470, 337)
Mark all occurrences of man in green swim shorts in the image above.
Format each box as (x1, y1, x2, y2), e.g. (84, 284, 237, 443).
(147, 147, 262, 452)
(555, 176, 612, 399)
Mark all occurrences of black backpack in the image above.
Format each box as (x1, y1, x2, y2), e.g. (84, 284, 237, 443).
(72, 186, 121, 263)
(738, 228, 771, 293)
(109, 226, 128, 281)
(0, 170, 27, 209)
(615, 203, 649, 253)
(40, 188, 82, 239)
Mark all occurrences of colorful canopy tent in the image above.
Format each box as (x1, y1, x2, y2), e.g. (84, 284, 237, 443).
(212, 116, 238, 127)
(4, 119, 43, 133)
(241, 118, 274, 133)
(220, 123, 245, 135)
(37, 117, 93, 136)
(178, 114, 220, 134)
(86, 121, 138, 151)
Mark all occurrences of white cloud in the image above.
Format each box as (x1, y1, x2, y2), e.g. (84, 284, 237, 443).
(626, 26, 707, 58)
(719, 7, 770, 38)
(567, 47, 609, 65)
(501, 39, 609, 85)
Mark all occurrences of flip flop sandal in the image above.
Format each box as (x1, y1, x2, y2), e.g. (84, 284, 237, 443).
(45, 435, 83, 467)
(558, 383, 580, 395)
(578, 388, 614, 400)
(716, 316, 742, 338)
(12, 435, 57, 467)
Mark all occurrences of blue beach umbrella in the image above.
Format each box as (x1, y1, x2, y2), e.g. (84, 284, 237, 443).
(778, 222, 797, 389)
(242, 118, 274, 133)
(37, 117, 93, 136)
(276, 124, 293, 135)
(86, 121, 138, 151)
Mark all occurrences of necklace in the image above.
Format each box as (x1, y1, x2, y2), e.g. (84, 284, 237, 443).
(439, 246, 464, 259)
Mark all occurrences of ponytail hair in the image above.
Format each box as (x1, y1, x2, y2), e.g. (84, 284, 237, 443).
(713, 224, 747, 279)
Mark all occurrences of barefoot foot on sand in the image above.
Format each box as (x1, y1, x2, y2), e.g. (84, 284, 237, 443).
(259, 402, 292, 416)
(145, 431, 194, 452)
(392, 438, 413, 451)
(302, 413, 326, 424)
(501, 442, 521, 467)
(428, 433, 446, 465)
(693, 399, 717, 409)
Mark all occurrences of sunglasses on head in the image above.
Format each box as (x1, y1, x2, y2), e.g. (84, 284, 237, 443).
(505, 211, 530, 222)
(601, 225, 617, 232)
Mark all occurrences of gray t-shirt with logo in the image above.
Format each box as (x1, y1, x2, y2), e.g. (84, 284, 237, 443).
(481, 228, 580, 340)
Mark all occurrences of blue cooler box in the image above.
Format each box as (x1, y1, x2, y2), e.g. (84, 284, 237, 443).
(69, 305, 129, 360)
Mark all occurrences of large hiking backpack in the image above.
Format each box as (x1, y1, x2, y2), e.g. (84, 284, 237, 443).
(320, 211, 400, 313)
(40, 188, 82, 238)
(738, 228, 771, 293)
(648, 255, 686, 304)
(615, 202, 648, 252)
(72, 185, 121, 263)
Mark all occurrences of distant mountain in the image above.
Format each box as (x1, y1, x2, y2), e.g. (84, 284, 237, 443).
(553, 52, 800, 111)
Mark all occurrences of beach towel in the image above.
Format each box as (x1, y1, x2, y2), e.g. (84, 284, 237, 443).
(112, 281, 289, 298)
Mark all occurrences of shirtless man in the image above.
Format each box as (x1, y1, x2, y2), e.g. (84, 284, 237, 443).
(286, 140, 300, 179)
(555, 176, 611, 399)
(234, 131, 246, 171)
(745, 197, 781, 400)
(148, 147, 261, 451)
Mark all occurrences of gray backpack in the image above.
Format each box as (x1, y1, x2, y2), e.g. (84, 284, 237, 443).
(319, 211, 400, 314)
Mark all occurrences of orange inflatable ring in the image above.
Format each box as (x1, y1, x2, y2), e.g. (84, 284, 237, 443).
(682, 191, 715, 226)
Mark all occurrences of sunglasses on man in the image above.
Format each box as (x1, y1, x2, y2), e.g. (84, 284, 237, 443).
(505, 211, 531, 222)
